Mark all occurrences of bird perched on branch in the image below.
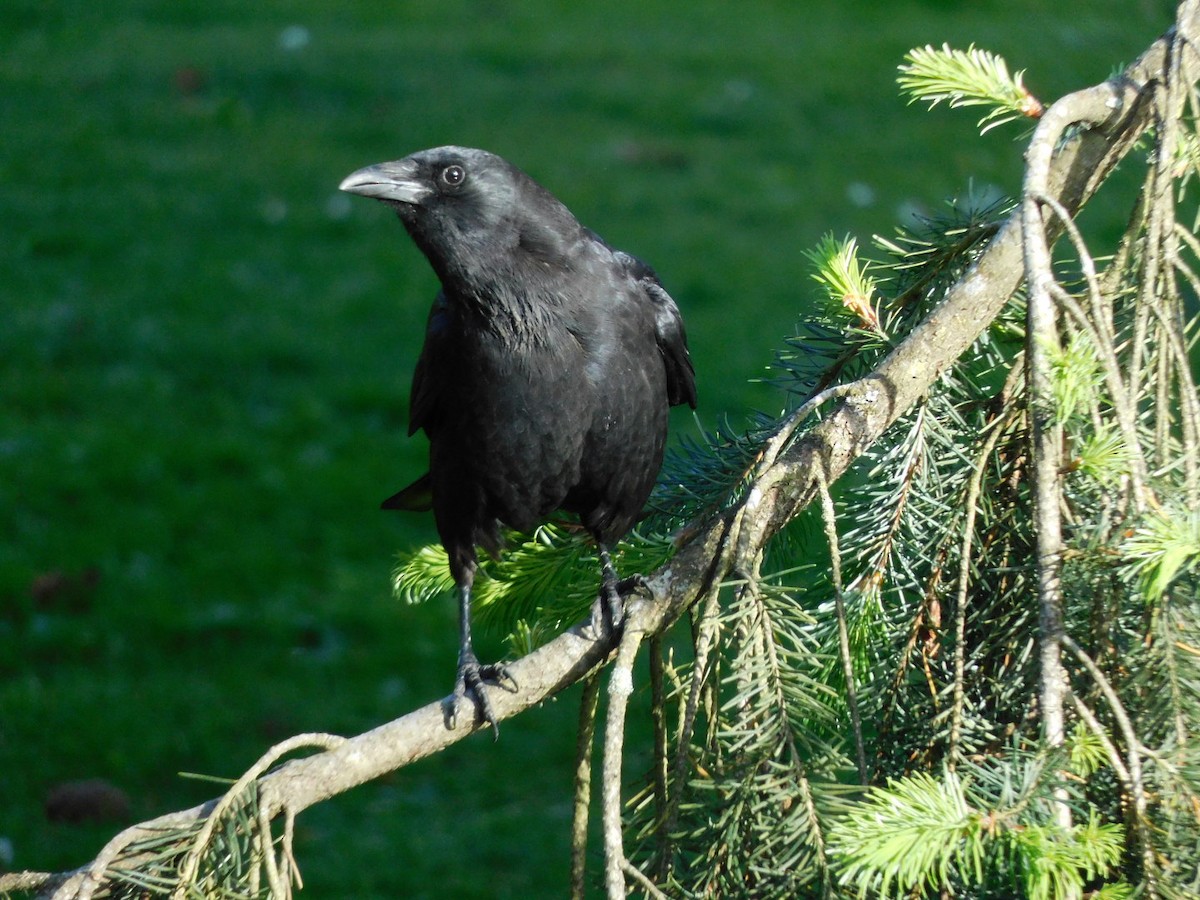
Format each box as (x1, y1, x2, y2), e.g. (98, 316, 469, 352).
(340, 146, 695, 735)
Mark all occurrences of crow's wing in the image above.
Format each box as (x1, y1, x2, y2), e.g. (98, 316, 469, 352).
(408, 291, 452, 437)
(381, 472, 433, 511)
(615, 251, 697, 410)
(383, 292, 451, 511)
(643, 276, 697, 409)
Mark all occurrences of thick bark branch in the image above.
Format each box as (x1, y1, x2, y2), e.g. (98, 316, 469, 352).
(12, 6, 1200, 896)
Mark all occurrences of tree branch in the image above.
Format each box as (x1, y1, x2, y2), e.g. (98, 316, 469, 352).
(1022, 84, 1074, 832)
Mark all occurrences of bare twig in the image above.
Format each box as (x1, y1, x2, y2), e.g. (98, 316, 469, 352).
(1033, 189, 1158, 511)
(1063, 634, 1157, 892)
(1164, 231, 1200, 503)
(258, 801, 289, 900)
(602, 612, 648, 899)
(662, 572, 723, 848)
(169, 734, 346, 900)
(949, 405, 1017, 770)
(1023, 167, 1071, 833)
(1067, 690, 1133, 787)
(815, 468, 868, 785)
(1019, 62, 1134, 830)
(647, 635, 671, 878)
(621, 858, 670, 899)
(570, 673, 601, 900)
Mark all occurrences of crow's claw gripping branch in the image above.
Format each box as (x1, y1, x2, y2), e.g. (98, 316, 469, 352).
(449, 652, 517, 740)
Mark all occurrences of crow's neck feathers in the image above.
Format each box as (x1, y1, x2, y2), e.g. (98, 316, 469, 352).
(411, 173, 599, 341)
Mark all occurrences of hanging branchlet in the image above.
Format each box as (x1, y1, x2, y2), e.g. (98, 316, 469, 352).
(1122, 504, 1200, 600)
(37, 734, 347, 900)
(815, 470, 868, 785)
(569, 673, 601, 900)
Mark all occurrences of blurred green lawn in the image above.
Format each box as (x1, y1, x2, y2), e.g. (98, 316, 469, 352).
(0, 0, 1171, 895)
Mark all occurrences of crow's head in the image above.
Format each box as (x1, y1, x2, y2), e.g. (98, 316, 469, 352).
(340, 146, 582, 285)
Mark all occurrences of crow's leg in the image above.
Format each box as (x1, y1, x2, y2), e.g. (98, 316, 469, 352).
(449, 579, 516, 739)
(598, 544, 624, 630)
(588, 543, 646, 635)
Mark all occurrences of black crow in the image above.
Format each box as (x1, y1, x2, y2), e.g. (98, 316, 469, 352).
(340, 146, 695, 734)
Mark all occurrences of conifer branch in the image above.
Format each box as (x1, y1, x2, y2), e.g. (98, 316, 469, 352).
(1063, 635, 1158, 892)
(1023, 281, 1069, 830)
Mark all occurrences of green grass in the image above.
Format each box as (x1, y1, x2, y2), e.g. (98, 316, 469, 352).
(0, 0, 1173, 894)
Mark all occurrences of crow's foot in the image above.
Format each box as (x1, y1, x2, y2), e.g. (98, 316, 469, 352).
(616, 573, 649, 597)
(586, 573, 648, 639)
(447, 653, 517, 739)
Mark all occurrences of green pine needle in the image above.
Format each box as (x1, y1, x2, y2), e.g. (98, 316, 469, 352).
(391, 524, 675, 644)
(391, 542, 456, 606)
(1008, 814, 1125, 900)
(1073, 426, 1128, 487)
(1122, 505, 1200, 600)
(1047, 330, 1104, 423)
(804, 233, 883, 334)
(830, 769, 1126, 900)
(1091, 883, 1136, 900)
(829, 770, 983, 897)
(899, 43, 1043, 134)
(1066, 721, 1109, 778)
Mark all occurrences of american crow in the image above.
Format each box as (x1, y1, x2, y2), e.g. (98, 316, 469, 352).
(340, 146, 695, 734)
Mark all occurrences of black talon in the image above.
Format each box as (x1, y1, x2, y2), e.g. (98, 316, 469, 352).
(451, 657, 517, 739)
(440, 581, 518, 739)
(616, 573, 649, 597)
(451, 652, 515, 739)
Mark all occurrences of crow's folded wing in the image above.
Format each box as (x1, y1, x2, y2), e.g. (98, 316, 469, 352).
(615, 251, 697, 410)
(408, 291, 452, 437)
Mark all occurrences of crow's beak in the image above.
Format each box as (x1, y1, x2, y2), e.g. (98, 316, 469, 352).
(339, 160, 430, 204)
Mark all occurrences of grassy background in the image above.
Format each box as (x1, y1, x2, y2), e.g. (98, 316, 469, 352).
(0, 0, 1172, 895)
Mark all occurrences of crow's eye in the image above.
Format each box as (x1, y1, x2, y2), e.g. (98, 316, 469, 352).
(440, 165, 466, 188)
